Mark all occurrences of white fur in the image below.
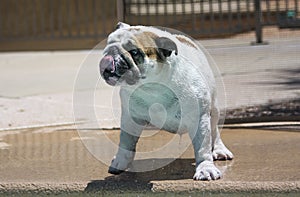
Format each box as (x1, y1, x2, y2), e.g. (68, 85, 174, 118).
(105, 24, 233, 180)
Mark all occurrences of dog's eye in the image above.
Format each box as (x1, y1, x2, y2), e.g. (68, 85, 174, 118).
(128, 48, 144, 65)
(129, 49, 139, 57)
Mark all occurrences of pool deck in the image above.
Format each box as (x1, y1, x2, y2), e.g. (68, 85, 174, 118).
(0, 128, 299, 195)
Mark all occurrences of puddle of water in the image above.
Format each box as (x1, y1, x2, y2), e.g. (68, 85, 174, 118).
(0, 128, 299, 183)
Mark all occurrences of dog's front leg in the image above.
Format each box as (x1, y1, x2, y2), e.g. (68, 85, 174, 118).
(108, 112, 144, 175)
(189, 113, 222, 181)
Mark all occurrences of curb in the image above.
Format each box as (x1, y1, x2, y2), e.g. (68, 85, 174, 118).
(151, 181, 300, 193)
(223, 121, 300, 129)
(0, 181, 299, 195)
(0, 183, 86, 195)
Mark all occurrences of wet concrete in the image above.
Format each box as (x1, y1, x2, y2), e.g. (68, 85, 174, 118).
(0, 128, 299, 194)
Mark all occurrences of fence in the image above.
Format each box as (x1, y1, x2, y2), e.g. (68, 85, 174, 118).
(123, 0, 257, 37)
(0, 0, 117, 40)
(0, 0, 299, 51)
(123, 0, 300, 42)
(0, 0, 117, 50)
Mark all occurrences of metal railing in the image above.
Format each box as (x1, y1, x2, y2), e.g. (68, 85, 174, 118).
(124, 0, 254, 37)
(0, 0, 299, 50)
(123, 0, 300, 42)
(255, 0, 300, 42)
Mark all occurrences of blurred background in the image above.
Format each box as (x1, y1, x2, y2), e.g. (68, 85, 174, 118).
(0, 0, 300, 51)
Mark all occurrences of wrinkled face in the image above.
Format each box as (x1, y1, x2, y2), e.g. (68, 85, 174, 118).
(100, 30, 147, 86)
(99, 24, 178, 86)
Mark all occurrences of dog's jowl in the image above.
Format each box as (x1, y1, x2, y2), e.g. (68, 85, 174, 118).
(99, 22, 233, 180)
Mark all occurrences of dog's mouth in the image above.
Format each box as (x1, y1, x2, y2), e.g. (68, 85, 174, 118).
(99, 48, 142, 86)
(99, 55, 124, 86)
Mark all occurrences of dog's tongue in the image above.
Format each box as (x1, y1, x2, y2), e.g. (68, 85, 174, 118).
(100, 55, 115, 73)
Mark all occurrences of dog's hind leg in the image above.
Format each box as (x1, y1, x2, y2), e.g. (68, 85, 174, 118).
(189, 111, 222, 181)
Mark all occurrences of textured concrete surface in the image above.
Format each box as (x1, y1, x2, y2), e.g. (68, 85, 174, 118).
(0, 128, 299, 194)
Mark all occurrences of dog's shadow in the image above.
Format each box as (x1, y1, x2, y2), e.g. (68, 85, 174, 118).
(85, 158, 195, 192)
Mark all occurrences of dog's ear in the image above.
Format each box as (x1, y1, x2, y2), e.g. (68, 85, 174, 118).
(155, 37, 178, 61)
(116, 22, 130, 30)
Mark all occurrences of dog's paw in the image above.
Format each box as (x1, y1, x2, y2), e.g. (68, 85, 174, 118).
(108, 156, 128, 175)
(108, 151, 135, 175)
(193, 161, 222, 181)
(213, 144, 234, 161)
(108, 165, 124, 175)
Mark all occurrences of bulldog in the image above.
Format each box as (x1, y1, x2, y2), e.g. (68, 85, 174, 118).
(99, 22, 233, 180)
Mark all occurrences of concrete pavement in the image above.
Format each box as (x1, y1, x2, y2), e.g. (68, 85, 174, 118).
(0, 128, 299, 195)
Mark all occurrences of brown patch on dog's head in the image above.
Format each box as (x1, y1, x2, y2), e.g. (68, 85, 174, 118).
(138, 32, 178, 60)
(128, 27, 141, 32)
(142, 31, 159, 39)
(125, 30, 178, 61)
(133, 31, 160, 60)
(176, 35, 197, 49)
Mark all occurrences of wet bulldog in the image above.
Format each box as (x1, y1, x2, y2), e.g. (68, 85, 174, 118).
(99, 22, 233, 180)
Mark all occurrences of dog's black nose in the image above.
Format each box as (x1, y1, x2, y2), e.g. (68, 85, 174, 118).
(100, 55, 115, 79)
